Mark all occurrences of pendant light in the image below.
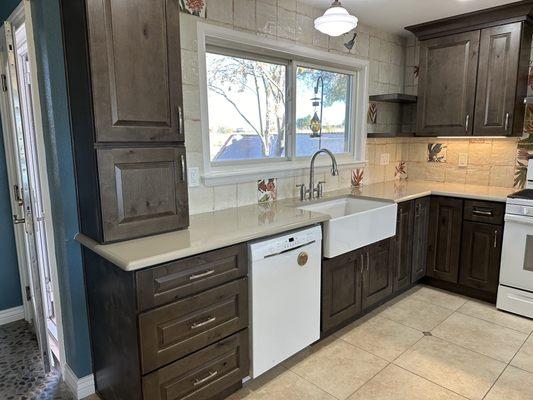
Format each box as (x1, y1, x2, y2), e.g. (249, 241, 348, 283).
(314, 1, 358, 37)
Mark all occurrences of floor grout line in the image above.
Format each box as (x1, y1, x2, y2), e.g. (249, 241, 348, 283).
(455, 308, 533, 335)
(507, 331, 532, 369)
(481, 364, 509, 400)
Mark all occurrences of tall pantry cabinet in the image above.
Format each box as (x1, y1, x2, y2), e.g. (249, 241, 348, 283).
(61, 0, 189, 244)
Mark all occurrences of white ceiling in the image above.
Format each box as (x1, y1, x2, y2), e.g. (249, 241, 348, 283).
(303, 0, 520, 35)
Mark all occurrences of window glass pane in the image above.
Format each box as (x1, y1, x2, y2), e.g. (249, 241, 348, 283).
(296, 66, 351, 157)
(206, 52, 287, 162)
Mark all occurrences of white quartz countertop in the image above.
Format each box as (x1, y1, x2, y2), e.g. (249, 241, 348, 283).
(76, 180, 515, 271)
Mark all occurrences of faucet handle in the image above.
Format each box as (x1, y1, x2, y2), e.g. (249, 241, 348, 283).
(317, 181, 326, 198)
(296, 184, 307, 201)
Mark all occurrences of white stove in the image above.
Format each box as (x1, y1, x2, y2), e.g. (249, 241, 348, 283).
(497, 159, 533, 318)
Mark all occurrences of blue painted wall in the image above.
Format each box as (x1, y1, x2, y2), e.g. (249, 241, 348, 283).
(30, 0, 92, 378)
(0, 0, 23, 312)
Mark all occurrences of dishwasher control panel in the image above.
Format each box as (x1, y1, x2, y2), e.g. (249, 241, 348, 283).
(249, 225, 322, 260)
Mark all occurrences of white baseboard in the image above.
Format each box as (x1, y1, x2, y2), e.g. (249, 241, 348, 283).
(64, 363, 95, 399)
(0, 305, 25, 325)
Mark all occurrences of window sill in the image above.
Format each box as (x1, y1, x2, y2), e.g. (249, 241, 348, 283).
(202, 159, 367, 187)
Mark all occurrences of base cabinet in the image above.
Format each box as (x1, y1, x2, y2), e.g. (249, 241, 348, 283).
(427, 197, 464, 283)
(411, 197, 430, 282)
(459, 222, 503, 293)
(322, 238, 394, 333)
(393, 202, 414, 292)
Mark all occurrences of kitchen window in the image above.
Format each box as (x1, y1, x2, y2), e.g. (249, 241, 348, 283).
(198, 24, 368, 185)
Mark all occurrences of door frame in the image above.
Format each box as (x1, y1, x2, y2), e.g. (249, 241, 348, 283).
(0, 2, 67, 374)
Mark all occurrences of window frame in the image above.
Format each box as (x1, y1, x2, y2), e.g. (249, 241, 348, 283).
(197, 23, 369, 187)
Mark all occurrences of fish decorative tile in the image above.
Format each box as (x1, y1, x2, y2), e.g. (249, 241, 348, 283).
(258, 178, 277, 203)
(427, 143, 447, 163)
(179, 0, 206, 17)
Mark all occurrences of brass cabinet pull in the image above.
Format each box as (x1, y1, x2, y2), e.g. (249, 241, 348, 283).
(191, 316, 216, 330)
(193, 370, 218, 386)
(189, 269, 215, 281)
(473, 208, 493, 217)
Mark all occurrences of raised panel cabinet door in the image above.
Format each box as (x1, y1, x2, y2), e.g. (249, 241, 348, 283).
(474, 23, 522, 136)
(411, 197, 430, 282)
(459, 222, 502, 294)
(393, 201, 414, 292)
(97, 146, 189, 243)
(362, 239, 394, 310)
(86, 0, 184, 142)
(417, 31, 480, 136)
(427, 197, 463, 283)
(321, 251, 362, 333)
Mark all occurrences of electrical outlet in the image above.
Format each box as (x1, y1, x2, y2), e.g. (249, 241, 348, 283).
(458, 153, 469, 167)
(188, 167, 200, 187)
(380, 153, 390, 166)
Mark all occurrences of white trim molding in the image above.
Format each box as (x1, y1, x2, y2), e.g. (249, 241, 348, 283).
(64, 363, 95, 399)
(196, 22, 369, 187)
(0, 306, 25, 325)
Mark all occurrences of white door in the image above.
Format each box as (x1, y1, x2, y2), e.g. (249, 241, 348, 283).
(0, 20, 51, 372)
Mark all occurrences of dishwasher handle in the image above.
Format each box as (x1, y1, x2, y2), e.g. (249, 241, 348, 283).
(263, 240, 317, 259)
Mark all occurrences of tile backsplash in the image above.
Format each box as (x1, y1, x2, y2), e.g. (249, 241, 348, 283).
(181, 1, 522, 215)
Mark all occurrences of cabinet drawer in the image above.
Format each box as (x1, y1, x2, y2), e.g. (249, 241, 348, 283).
(139, 279, 248, 374)
(142, 330, 249, 400)
(137, 244, 247, 312)
(464, 200, 504, 225)
(97, 146, 189, 243)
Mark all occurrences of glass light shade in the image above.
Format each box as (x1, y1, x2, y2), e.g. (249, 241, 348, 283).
(314, 4, 358, 37)
(310, 112, 321, 137)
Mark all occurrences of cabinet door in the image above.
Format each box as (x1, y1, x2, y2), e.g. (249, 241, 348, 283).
(393, 201, 414, 292)
(459, 222, 502, 294)
(322, 251, 362, 333)
(97, 146, 189, 243)
(474, 23, 522, 136)
(411, 197, 430, 282)
(86, 0, 184, 142)
(427, 197, 463, 283)
(362, 239, 394, 310)
(417, 31, 480, 136)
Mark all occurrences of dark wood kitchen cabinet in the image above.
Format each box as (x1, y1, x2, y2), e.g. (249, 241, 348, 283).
(416, 31, 480, 136)
(459, 222, 503, 294)
(322, 251, 363, 333)
(474, 23, 530, 136)
(61, 0, 189, 243)
(84, 244, 249, 400)
(411, 197, 430, 282)
(362, 239, 395, 309)
(321, 238, 394, 333)
(86, 0, 184, 143)
(393, 201, 414, 292)
(426, 197, 463, 283)
(407, 3, 533, 137)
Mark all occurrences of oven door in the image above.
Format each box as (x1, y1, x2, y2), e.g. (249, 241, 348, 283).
(500, 214, 533, 291)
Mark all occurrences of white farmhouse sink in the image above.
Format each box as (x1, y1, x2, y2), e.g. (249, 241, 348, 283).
(299, 197, 397, 258)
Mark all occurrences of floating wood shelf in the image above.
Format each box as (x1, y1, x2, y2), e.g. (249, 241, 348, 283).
(369, 93, 417, 104)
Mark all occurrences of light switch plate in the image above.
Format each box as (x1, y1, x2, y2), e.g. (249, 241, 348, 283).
(188, 167, 200, 187)
(458, 153, 469, 167)
(380, 153, 390, 166)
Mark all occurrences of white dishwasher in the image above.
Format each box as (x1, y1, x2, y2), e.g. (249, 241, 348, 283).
(249, 225, 322, 378)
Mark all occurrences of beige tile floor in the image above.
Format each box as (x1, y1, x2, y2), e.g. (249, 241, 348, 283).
(227, 285, 533, 400)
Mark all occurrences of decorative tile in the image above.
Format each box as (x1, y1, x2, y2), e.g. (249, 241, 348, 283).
(427, 143, 447, 163)
(367, 102, 378, 124)
(351, 169, 364, 187)
(180, 0, 206, 17)
(257, 178, 277, 203)
(394, 161, 407, 180)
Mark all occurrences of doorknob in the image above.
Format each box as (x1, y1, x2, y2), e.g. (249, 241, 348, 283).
(13, 214, 25, 224)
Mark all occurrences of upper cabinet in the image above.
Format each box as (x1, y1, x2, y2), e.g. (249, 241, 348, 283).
(407, 2, 533, 137)
(86, 0, 184, 143)
(417, 31, 479, 136)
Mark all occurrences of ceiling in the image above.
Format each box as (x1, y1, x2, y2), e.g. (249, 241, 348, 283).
(303, 0, 521, 35)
